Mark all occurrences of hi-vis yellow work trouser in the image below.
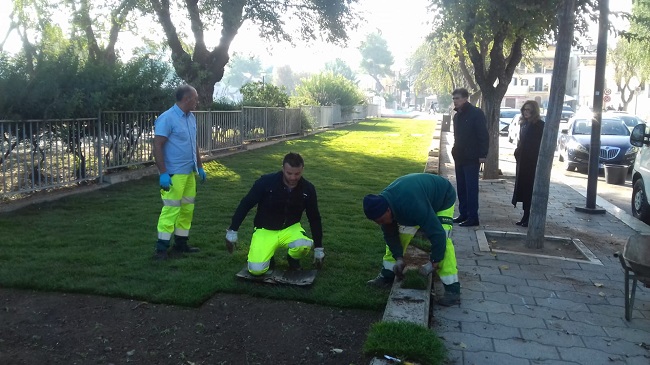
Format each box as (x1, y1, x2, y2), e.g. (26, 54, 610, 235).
(381, 205, 458, 285)
(247, 223, 313, 275)
(156, 173, 196, 251)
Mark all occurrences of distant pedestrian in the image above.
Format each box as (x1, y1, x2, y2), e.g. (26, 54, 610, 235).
(450, 88, 489, 227)
(512, 100, 544, 227)
(363, 173, 461, 306)
(152, 84, 206, 260)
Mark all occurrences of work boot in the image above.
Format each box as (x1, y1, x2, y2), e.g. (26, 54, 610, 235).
(153, 250, 168, 261)
(287, 254, 302, 270)
(366, 274, 393, 289)
(172, 235, 200, 254)
(269, 256, 276, 270)
(438, 291, 461, 307)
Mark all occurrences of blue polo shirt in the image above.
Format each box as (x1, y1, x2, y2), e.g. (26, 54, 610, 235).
(154, 104, 198, 174)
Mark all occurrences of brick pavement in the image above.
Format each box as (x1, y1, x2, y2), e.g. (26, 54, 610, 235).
(433, 128, 650, 365)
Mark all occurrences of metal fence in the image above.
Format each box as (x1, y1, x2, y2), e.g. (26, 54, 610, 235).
(1, 104, 379, 198)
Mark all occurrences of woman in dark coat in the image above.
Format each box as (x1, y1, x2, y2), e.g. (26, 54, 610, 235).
(512, 100, 545, 227)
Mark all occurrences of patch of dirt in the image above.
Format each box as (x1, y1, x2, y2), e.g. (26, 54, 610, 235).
(0, 288, 381, 365)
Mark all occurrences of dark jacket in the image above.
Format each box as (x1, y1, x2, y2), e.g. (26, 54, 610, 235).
(512, 119, 545, 206)
(229, 171, 323, 247)
(378, 173, 457, 263)
(451, 102, 489, 166)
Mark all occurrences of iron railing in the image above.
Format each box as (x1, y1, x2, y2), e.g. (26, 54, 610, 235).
(1, 104, 379, 198)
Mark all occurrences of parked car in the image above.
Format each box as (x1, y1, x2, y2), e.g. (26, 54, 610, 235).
(630, 123, 650, 223)
(604, 111, 645, 131)
(507, 113, 546, 145)
(557, 117, 637, 172)
(499, 108, 519, 135)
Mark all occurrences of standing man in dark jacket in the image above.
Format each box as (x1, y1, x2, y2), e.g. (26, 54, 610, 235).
(450, 88, 489, 227)
(225, 152, 324, 275)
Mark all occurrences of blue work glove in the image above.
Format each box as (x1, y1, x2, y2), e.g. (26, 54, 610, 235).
(313, 247, 325, 269)
(198, 168, 207, 183)
(159, 172, 172, 191)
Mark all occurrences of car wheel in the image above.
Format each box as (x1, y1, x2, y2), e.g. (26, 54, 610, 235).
(563, 157, 575, 171)
(632, 179, 650, 224)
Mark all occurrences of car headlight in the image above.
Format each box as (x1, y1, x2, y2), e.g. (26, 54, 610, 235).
(625, 146, 639, 155)
(567, 139, 588, 152)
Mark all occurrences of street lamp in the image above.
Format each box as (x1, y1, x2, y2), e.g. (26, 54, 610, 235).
(635, 86, 641, 115)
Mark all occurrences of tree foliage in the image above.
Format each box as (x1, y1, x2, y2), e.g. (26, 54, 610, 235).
(148, 0, 360, 106)
(220, 53, 265, 90)
(324, 58, 358, 84)
(240, 81, 290, 107)
(294, 72, 365, 110)
(430, 0, 597, 178)
(358, 31, 394, 93)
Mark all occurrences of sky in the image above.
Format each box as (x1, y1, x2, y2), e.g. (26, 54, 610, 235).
(0, 0, 633, 75)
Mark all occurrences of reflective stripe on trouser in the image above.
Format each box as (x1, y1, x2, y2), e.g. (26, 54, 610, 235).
(156, 173, 197, 250)
(247, 223, 313, 275)
(382, 205, 458, 285)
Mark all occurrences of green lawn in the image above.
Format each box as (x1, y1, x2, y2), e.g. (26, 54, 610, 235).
(0, 117, 437, 310)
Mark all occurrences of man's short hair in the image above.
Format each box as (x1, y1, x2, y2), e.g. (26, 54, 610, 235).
(175, 85, 195, 102)
(283, 152, 304, 168)
(451, 88, 469, 98)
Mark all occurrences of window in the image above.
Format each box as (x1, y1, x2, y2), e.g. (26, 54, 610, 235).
(521, 79, 529, 86)
(512, 78, 518, 86)
(572, 80, 578, 88)
(534, 77, 543, 92)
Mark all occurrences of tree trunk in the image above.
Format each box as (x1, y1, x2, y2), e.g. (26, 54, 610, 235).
(527, 0, 577, 248)
(481, 92, 502, 179)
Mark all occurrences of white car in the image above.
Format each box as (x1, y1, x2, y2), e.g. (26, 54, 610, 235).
(631, 123, 650, 223)
(499, 108, 519, 135)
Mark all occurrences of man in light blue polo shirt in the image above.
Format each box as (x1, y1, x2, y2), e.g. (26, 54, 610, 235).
(152, 84, 207, 260)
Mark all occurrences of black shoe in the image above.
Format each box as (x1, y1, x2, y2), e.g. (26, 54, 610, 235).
(366, 274, 393, 289)
(459, 220, 479, 227)
(287, 254, 302, 270)
(452, 216, 467, 223)
(153, 250, 168, 261)
(515, 220, 528, 227)
(438, 291, 461, 306)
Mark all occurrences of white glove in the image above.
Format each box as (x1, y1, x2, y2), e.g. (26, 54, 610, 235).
(225, 229, 238, 254)
(419, 261, 434, 276)
(393, 258, 405, 280)
(313, 247, 325, 269)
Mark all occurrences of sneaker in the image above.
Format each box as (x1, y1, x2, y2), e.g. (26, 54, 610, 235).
(153, 250, 168, 261)
(287, 254, 302, 270)
(438, 291, 461, 307)
(452, 216, 467, 223)
(366, 274, 393, 289)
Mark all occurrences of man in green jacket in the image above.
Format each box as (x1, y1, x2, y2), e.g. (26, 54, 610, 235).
(363, 173, 461, 306)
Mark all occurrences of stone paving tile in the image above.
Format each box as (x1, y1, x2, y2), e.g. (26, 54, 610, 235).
(498, 267, 548, 280)
(533, 297, 590, 312)
(483, 291, 535, 306)
(443, 349, 463, 364)
(603, 325, 650, 343)
(552, 290, 612, 305)
(461, 321, 521, 340)
(438, 331, 494, 352)
(511, 304, 569, 321)
(464, 265, 502, 276)
(458, 288, 485, 301)
(544, 318, 607, 336)
(526, 279, 576, 292)
(487, 312, 547, 329)
(561, 268, 615, 281)
(434, 307, 489, 323)
(493, 338, 560, 360)
(581, 335, 649, 357)
(565, 309, 628, 327)
(519, 327, 585, 348)
(461, 280, 506, 293)
(479, 273, 529, 287)
(463, 350, 531, 365)
(505, 284, 556, 298)
(535, 258, 582, 269)
(462, 299, 515, 314)
(556, 347, 633, 365)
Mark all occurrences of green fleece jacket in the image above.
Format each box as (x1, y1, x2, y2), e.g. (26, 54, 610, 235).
(379, 173, 457, 262)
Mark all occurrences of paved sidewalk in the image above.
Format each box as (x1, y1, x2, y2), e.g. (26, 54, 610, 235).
(433, 129, 650, 365)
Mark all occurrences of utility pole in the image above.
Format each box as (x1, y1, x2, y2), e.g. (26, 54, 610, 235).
(576, 0, 608, 214)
